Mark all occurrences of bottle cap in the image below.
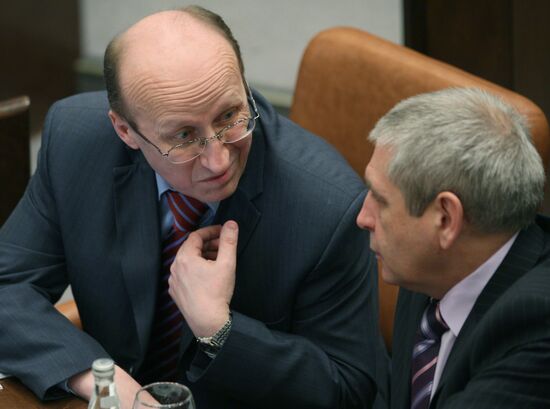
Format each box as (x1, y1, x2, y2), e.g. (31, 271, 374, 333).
(91, 358, 115, 377)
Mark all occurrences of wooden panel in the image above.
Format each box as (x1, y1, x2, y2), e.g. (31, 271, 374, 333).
(0, 0, 79, 135)
(424, 0, 514, 87)
(0, 96, 31, 225)
(513, 0, 550, 120)
(0, 378, 86, 409)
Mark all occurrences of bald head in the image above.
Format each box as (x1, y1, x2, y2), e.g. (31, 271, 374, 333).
(104, 6, 244, 120)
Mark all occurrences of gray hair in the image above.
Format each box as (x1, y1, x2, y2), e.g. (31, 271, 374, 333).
(369, 87, 545, 233)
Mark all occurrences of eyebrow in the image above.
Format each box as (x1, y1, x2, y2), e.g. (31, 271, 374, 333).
(365, 177, 388, 206)
(158, 98, 245, 136)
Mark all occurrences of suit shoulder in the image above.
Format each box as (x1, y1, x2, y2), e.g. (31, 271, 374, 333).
(253, 90, 365, 199)
(263, 117, 365, 199)
(52, 91, 110, 111)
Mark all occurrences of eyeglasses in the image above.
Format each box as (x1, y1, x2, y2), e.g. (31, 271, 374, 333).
(128, 83, 260, 164)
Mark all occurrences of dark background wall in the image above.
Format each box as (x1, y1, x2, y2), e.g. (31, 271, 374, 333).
(404, 0, 550, 125)
(0, 0, 80, 136)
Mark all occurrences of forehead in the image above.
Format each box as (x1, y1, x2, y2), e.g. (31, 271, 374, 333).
(119, 13, 244, 121)
(365, 145, 393, 186)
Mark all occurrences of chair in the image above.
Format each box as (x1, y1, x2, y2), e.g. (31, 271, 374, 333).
(289, 27, 550, 351)
(0, 96, 31, 226)
(56, 299, 82, 330)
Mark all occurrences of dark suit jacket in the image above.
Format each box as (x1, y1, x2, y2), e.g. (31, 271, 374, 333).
(390, 216, 550, 409)
(0, 91, 385, 408)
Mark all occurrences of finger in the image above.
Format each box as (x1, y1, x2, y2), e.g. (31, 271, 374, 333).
(203, 238, 220, 252)
(215, 220, 238, 268)
(180, 225, 222, 256)
(202, 250, 218, 260)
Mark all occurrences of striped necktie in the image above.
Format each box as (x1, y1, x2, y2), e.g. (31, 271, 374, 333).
(139, 190, 207, 384)
(410, 300, 449, 409)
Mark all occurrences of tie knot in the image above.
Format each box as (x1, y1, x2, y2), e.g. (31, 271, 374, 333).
(420, 300, 449, 341)
(165, 190, 207, 232)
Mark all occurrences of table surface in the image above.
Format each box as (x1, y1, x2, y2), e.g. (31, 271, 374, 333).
(0, 377, 86, 409)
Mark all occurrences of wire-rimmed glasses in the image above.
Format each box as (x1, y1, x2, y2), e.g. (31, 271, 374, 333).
(128, 83, 260, 165)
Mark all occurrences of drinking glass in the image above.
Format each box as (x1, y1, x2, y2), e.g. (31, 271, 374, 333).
(133, 382, 195, 409)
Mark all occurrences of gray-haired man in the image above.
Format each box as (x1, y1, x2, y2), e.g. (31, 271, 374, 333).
(357, 88, 550, 409)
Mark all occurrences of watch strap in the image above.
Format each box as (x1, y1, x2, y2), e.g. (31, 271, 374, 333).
(196, 312, 233, 358)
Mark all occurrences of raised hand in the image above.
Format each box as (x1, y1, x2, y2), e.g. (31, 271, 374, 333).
(168, 220, 239, 337)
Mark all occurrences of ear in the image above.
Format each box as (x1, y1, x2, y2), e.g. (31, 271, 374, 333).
(433, 191, 464, 250)
(108, 109, 140, 150)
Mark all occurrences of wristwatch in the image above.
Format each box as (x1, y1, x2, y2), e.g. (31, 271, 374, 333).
(196, 313, 233, 358)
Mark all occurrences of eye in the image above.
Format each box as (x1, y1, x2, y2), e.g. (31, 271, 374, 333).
(217, 107, 239, 125)
(169, 127, 197, 143)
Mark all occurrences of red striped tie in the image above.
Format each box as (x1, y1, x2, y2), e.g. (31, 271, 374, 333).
(139, 191, 207, 384)
(410, 300, 449, 409)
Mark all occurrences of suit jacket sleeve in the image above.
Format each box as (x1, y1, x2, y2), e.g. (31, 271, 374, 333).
(187, 192, 381, 409)
(0, 102, 108, 399)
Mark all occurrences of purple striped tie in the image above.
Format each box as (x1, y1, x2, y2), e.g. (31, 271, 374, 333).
(139, 191, 207, 384)
(410, 300, 449, 409)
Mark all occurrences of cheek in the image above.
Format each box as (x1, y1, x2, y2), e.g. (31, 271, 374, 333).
(236, 138, 252, 163)
(157, 162, 195, 192)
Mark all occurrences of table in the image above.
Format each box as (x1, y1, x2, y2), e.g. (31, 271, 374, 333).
(0, 377, 86, 409)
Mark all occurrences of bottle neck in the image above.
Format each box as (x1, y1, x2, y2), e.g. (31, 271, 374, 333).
(95, 378, 115, 395)
(92, 377, 119, 409)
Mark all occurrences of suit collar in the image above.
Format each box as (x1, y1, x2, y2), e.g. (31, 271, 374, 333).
(439, 233, 518, 338)
(213, 96, 267, 255)
(433, 221, 545, 404)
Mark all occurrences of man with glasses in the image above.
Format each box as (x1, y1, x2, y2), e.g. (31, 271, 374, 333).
(0, 6, 385, 409)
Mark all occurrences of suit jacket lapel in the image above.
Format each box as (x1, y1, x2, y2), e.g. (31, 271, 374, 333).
(214, 123, 264, 256)
(113, 151, 161, 362)
(433, 222, 544, 404)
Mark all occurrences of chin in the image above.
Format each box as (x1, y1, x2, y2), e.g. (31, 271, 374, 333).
(201, 182, 239, 203)
(380, 267, 400, 286)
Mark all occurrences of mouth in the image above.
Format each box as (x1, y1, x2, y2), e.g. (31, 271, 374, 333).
(201, 166, 233, 184)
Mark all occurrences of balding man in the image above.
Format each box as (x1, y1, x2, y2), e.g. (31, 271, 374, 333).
(0, 6, 384, 409)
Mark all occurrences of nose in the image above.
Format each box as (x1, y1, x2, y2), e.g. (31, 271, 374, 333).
(198, 132, 232, 173)
(356, 192, 375, 232)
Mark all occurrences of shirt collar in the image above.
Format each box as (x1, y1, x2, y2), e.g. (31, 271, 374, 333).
(155, 172, 219, 213)
(439, 232, 519, 337)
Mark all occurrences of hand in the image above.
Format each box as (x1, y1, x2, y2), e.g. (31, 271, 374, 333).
(202, 234, 220, 260)
(168, 220, 239, 337)
(69, 365, 142, 409)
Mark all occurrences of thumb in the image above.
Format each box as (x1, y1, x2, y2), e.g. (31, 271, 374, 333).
(216, 220, 239, 268)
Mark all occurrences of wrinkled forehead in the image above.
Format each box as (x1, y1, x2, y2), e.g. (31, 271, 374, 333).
(118, 13, 244, 121)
